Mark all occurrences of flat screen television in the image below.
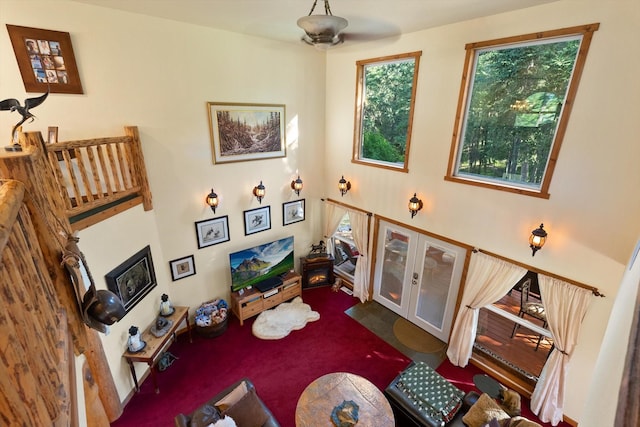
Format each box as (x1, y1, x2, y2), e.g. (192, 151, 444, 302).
(229, 236, 294, 292)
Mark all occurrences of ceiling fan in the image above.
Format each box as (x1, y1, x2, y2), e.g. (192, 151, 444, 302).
(296, 0, 399, 49)
(297, 0, 348, 49)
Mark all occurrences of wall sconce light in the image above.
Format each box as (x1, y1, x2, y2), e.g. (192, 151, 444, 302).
(253, 180, 266, 203)
(291, 175, 303, 196)
(408, 193, 423, 218)
(529, 223, 548, 256)
(338, 176, 351, 197)
(205, 188, 218, 213)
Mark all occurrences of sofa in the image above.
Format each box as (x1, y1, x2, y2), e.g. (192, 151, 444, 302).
(174, 378, 279, 427)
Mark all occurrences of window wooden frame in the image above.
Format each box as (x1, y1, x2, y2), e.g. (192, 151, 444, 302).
(352, 51, 421, 172)
(445, 24, 599, 198)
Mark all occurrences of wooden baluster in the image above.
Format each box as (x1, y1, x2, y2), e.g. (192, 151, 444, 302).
(74, 147, 95, 203)
(126, 126, 153, 210)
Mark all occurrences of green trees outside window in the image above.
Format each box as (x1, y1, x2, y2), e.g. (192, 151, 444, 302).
(353, 51, 421, 171)
(447, 24, 599, 198)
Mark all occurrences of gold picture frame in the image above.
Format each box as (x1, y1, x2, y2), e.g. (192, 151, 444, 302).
(207, 102, 286, 164)
(6, 24, 83, 94)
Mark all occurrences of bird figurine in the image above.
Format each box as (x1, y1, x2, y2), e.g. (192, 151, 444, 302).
(0, 90, 49, 150)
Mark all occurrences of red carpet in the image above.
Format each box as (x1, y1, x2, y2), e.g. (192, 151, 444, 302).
(111, 286, 567, 427)
(111, 287, 411, 427)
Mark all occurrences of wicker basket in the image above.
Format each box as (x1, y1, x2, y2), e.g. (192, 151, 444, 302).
(194, 298, 229, 338)
(195, 316, 228, 338)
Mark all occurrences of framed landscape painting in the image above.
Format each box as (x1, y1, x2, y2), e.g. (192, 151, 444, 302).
(207, 102, 286, 164)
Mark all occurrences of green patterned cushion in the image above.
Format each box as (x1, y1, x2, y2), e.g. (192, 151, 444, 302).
(397, 362, 465, 424)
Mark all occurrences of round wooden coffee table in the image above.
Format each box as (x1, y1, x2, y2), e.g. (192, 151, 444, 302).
(295, 372, 394, 426)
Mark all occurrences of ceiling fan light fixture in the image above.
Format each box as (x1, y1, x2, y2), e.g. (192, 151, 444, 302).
(297, 0, 348, 48)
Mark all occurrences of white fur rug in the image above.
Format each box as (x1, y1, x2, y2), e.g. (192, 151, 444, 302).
(252, 297, 320, 340)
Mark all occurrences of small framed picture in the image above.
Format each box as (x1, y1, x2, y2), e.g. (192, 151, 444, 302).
(47, 126, 58, 143)
(169, 255, 196, 281)
(195, 216, 230, 249)
(243, 206, 271, 235)
(283, 199, 305, 226)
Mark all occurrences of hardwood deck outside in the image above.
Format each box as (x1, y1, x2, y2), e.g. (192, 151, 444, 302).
(475, 289, 553, 381)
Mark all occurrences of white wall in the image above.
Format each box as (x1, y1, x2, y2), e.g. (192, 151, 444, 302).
(0, 0, 326, 405)
(582, 238, 640, 426)
(323, 0, 640, 423)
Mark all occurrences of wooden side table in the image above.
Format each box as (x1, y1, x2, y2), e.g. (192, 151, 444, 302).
(295, 372, 394, 426)
(123, 306, 192, 393)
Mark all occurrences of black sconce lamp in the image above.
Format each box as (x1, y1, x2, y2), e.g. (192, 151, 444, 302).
(408, 193, 423, 218)
(253, 180, 266, 203)
(205, 188, 218, 213)
(338, 176, 351, 196)
(291, 175, 303, 196)
(529, 223, 548, 256)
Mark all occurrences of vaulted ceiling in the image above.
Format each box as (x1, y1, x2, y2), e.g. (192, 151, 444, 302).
(70, 0, 559, 46)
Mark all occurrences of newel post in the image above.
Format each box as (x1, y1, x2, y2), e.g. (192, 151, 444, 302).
(0, 131, 123, 422)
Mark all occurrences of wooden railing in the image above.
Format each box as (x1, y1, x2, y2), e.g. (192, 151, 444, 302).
(46, 126, 152, 231)
(0, 180, 72, 426)
(0, 132, 124, 425)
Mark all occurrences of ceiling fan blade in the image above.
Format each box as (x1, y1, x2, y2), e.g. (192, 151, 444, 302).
(342, 31, 400, 42)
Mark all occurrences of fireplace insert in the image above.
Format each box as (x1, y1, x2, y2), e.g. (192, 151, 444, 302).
(300, 256, 334, 288)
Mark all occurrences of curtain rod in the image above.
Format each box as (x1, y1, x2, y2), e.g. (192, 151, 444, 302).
(321, 198, 372, 216)
(474, 248, 605, 297)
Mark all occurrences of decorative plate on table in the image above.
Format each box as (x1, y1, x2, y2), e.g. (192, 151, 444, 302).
(128, 340, 147, 353)
(331, 400, 359, 427)
(159, 306, 175, 317)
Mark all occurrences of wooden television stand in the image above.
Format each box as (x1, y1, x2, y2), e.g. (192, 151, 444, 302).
(230, 272, 302, 326)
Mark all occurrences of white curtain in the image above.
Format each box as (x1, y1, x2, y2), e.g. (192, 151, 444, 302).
(348, 210, 369, 303)
(531, 275, 592, 425)
(446, 251, 527, 367)
(323, 202, 346, 255)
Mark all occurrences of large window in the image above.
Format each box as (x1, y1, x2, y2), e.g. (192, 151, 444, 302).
(352, 51, 421, 172)
(446, 24, 599, 198)
(475, 272, 553, 384)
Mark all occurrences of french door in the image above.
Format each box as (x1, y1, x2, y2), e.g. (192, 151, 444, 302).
(373, 220, 466, 342)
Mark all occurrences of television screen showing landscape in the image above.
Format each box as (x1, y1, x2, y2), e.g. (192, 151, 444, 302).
(229, 236, 294, 292)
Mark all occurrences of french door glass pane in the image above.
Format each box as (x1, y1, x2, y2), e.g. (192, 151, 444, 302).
(414, 245, 457, 330)
(378, 229, 410, 307)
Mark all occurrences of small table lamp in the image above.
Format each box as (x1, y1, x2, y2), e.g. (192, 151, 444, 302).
(159, 293, 174, 316)
(127, 326, 145, 352)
